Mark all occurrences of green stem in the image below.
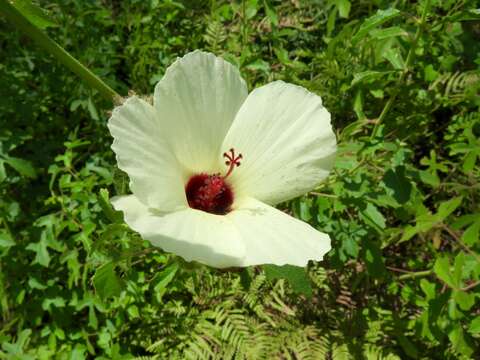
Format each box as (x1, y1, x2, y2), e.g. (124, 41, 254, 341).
(370, 0, 431, 138)
(0, 0, 120, 101)
(398, 270, 433, 281)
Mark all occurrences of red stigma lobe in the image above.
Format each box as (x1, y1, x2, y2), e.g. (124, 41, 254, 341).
(223, 148, 242, 178)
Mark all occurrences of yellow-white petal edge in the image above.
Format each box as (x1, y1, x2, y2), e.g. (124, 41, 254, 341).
(113, 194, 330, 268)
(154, 50, 248, 175)
(228, 197, 331, 266)
(108, 97, 187, 212)
(112, 195, 246, 268)
(222, 81, 336, 205)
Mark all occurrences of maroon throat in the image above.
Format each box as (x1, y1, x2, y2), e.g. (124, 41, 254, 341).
(185, 148, 242, 215)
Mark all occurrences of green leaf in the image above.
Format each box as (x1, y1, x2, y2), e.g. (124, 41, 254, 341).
(382, 47, 405, 70)
(10, 0, 56, 29)
(437, 197, 462, 219)
(468, 316, 480, 334)
(1, 329, 32, 354)
(434, 257, 456, 288)
(42, 296, 66, 311)
(326, 6, 337, 36)
(3, 156, 36, 178)
(342, 237, 359, 258)
(274, 47, 291, 65)
(448, 325, 474, 357)
(352, 8, 401, 43)
(360, 203, 386, 231)
(245, 59, 270, 73)
(363, 240, 386, 278)
(462, 219, 480, 246)
(263, 0, 278, 26)
(383, 166, 412, 204)
(351, 70, 393, 86)
(353, 89, 366, 120)
(369, 26, 409, 39)
(263, 264, 313, 298)
(419, 170, 440, 187)
(0, 161, 6, 182)
(98, 189, 124, 223)
(336, 0, 351, 19)
(0, 230, 15, 248)
(453, 290, 474, 311)
(397, 334, 419, 358)
(153, 262, 179, 301)
(93, 262, 124, 300)
(462, 150, 478, 173)
(401, 197, 462, 242)
(26, 241, 51, 267)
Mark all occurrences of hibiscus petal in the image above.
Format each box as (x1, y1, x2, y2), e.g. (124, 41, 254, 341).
(228, 197, 331, 266)
(108, 97, 187, 212)
(154, 50, 248, 175)
(222, 81, 336, 205)
(112, 195, 246, 268)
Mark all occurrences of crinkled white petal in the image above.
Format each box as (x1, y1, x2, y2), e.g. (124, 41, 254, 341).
(227, 197, 331, 266)
(112, 195, 246, 268)
(222, 81, 336, 205)
(154, 50, 248, 175)
(108, 97, 187, 212)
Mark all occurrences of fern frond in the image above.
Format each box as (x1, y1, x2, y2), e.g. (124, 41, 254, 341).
(203, 21, 227, 53)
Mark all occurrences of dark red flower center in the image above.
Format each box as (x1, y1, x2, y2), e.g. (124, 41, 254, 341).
(185, 148, 242, 215)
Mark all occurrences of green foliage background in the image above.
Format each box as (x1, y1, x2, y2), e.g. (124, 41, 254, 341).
(1, 0, 480, 358)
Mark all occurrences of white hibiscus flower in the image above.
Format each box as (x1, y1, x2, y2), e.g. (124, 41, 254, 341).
(108, 50, 336, 268)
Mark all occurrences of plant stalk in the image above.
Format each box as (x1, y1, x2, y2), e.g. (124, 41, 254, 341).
(398, 270, 433, 280)
(0, 0, 120, 101)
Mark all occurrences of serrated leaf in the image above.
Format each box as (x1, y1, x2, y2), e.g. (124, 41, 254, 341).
(352, 8, 401, 43)
(93, 262, 123, 300)
(263, 264, 313, 298)
(11, 0, 56, 29)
